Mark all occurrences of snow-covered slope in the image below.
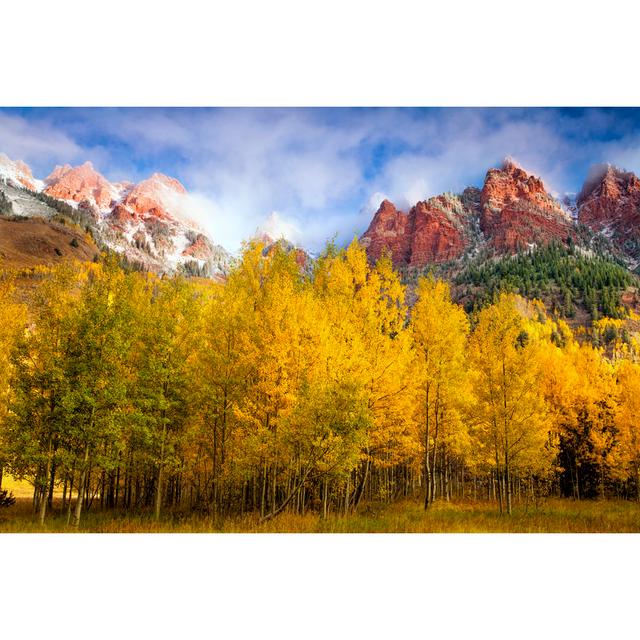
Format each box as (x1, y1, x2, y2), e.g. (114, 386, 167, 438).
(0, 153, 44, 191)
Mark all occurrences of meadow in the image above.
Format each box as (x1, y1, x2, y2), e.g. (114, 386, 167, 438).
(2, 496, 639, 533)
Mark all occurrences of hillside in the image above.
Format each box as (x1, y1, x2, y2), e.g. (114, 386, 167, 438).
(452, 243, 639, 321)
(0, 216, 98, 271)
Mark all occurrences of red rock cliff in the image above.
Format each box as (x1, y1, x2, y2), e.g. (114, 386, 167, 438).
(577, 165, 640, 262)
(360, 193, 474, 268)
(480, 159, 572, 253)
(360, 199, 412, 266)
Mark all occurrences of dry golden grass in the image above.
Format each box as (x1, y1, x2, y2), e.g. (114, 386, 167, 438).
(1, 497, 640, 533)
(3, 476, 36, 499)
(0, 217, 97, 272)
(2, 475, 64, 499)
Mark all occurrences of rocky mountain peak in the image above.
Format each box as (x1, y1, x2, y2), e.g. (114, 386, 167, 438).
(1, 153, 232, 278)
(43, 161, 119, 211)
(577, 164, 640, 266)
(361, 159, 575, 267)
(360, 194, 473, 268)
(0, 153, 40, 191)
(479, 160, 572, 253)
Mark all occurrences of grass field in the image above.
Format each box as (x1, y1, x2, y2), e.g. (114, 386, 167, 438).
(1, 496, 640, 533)
(1, 475, 62, 498)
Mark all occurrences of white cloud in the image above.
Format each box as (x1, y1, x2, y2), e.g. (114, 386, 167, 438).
(0, 112, 85, 172)
(359, 191, 389, 217)
(162, 189, 253, 251)
(256, 211, 299, 244)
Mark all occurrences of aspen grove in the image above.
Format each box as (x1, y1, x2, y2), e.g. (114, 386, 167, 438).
(2, 240, 640, 527)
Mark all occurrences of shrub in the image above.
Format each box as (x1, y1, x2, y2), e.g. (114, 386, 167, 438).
(0, 489, 15, 508)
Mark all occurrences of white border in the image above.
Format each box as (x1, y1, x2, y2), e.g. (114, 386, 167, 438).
(2, 533, 639, 639)
(2, 1, 639, 106)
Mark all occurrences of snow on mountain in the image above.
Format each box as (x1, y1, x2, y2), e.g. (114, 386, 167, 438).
(10, 151, 640, 279)
(0, 153, 43, 192)
(2, 156, 233, 277)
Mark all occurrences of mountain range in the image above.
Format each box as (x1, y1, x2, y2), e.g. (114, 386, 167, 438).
(360, 158, 640, 272)
(0, 153, 232, 277)
(3, 152, 640, 299)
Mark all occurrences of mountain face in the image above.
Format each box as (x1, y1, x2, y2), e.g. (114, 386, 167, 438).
(362, 160, 579, 269)
(480, 160, 573, 253)
(359, 159, 640, 325)
(6, 150, 640, 283)
(44, 161, 128, 212)
(577, 164, 640, 267)
(1, 155, 232, 277)
(360, 191, 479, 267)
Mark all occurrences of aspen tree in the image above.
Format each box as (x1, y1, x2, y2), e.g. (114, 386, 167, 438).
(468, 294, 552, 514)
(132, 276, 201, 520)
(412, 276, 469, 508)
(615, 360, 640, 499)
(64, 258, 137, 526)
(6, 263, 81, 524)
(0, 277, 26, 493)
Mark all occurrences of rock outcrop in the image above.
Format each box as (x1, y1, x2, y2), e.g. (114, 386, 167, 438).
(181, 233, 213, 260)
(44, 161, 125, 211)
(360, 199, 412, 266)
(480, 159, 573, 253)
(360, 192, 477, 268)
(0, 153, 40, 191)
(408, 193, 477, 266)
(577, 164, 640, 264)
(119, 173, 187, 221)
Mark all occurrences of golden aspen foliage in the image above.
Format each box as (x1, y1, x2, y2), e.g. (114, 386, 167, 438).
(613, 359, 640, 498)
(412, 276, 470, 506)
(467, 294, 554, 513)
(544, 340, 618, 500)
(0, 277, 27, 489)
(313, 242, 416, 504)
(4, 262, 84, 484)
(4, 239, 640, 526)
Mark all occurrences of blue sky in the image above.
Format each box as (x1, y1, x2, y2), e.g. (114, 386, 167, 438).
(2, 107, 640, 252)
